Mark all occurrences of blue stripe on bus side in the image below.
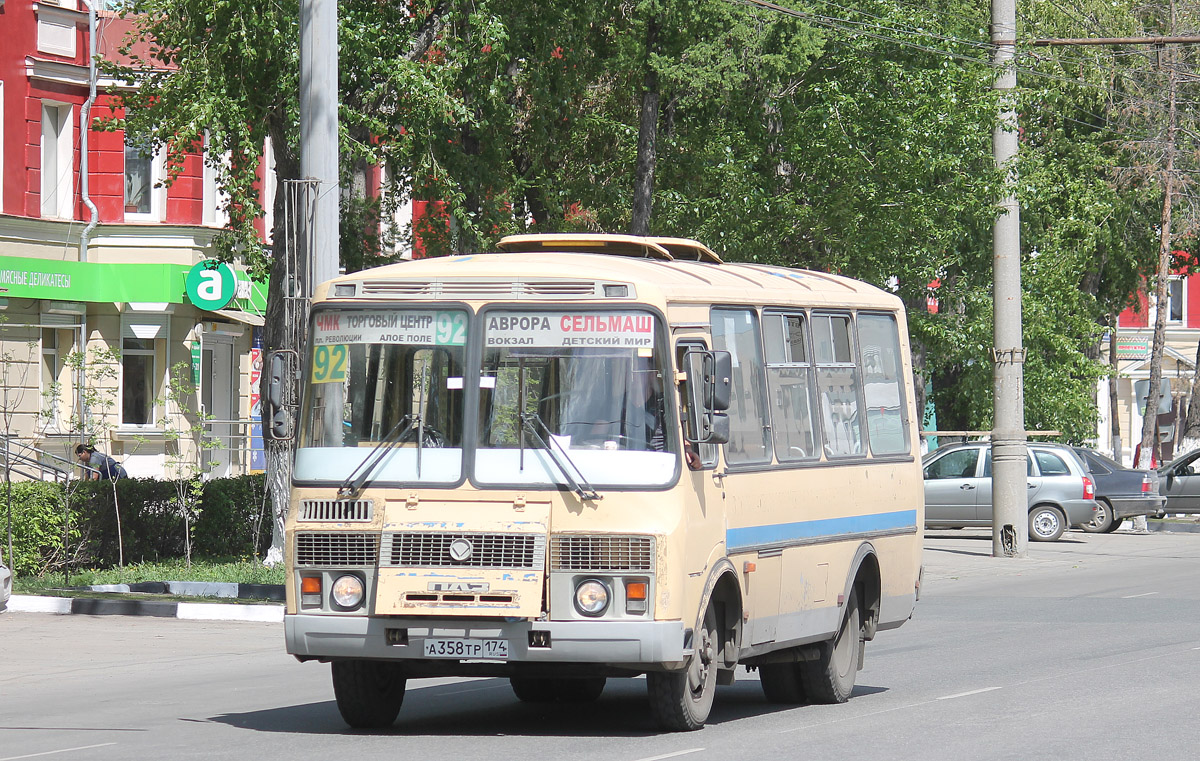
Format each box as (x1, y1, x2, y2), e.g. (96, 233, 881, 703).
(726, 510, 918, 552)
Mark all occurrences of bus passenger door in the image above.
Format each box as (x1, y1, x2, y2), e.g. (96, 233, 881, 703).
(675, 337, 728, 619)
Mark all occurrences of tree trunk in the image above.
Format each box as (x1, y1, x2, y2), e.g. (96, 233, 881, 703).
(262, 119, 306, 565)
(630, 15, 660, 237)
(1138, 46, 1177, 473)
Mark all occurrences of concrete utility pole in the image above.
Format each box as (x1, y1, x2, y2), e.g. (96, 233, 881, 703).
(300, 0, 340, 288)
(991, 0, 1028, 558)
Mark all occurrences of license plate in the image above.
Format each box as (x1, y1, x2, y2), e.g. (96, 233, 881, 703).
(423, 637, 509, 659)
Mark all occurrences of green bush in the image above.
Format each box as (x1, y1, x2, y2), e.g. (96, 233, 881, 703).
(2, 473, 270, 577)
(1, 481, 80, 577)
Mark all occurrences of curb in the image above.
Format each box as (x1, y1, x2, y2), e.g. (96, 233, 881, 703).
(1147, 520, 1200, 534)
(6, 594, 284, 622)
(78, 582, 285, 601)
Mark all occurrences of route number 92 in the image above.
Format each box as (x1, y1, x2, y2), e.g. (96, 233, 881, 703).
(311, 344, 348, 384)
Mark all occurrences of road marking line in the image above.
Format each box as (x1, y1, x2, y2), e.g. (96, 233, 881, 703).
(937, 686, 1002, 701)
(632, 750, 705, 761)
(1122, 592, 1159, 599)
(0, 743, 117, 761)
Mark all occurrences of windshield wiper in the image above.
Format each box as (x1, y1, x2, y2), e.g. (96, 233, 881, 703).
(521, 411, 602, 502)
(337, 414, 419, 497)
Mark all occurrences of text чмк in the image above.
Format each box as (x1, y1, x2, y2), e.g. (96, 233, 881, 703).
(560, 314, 653, 333)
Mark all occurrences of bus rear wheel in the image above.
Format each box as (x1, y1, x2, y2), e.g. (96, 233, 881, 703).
(648, 603, 719, 731)
(331, 659, 406, 729)
(800, 589, 862, 704)
(510, 677, 606, 703)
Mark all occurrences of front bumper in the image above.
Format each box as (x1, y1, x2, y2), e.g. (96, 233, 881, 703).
(285, 613, 686, 666)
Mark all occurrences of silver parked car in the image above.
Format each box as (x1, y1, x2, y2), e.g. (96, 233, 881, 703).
(1158, 449, 1200, 514)
(924, 442, 1099, 541)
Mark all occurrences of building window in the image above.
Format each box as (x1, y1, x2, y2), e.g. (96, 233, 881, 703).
(124, 134, 166, 220)
(1167, 276, 1185, 324)
(122, 337, 156, 426)
(41, 102, 73, 219)
(41, 329, 62, 428)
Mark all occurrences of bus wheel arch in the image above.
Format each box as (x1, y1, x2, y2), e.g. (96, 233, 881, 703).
(708, 564, 744, 678)
(845, 543, 882, 643)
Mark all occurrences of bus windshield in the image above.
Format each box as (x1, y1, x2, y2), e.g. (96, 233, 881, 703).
(475, 310, 677, 488)
(296, 307, 468, 485)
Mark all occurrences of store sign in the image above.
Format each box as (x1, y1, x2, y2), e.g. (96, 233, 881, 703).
(311, 309, 467, 347)
(0, 256, 185, 302)
(1116, 337, 1151, 360)
(485, 311, 655, 348)
(185, 260, 237, 310)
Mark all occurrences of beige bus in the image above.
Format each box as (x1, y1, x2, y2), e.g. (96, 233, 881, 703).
(283, 234, 924, 731)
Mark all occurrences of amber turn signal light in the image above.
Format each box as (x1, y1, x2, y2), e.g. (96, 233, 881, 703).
(625, 581, 648, 601)
(301, 577, 322, 595)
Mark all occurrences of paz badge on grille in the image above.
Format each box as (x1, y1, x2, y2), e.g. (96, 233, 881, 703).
(448, 538, 474, 562)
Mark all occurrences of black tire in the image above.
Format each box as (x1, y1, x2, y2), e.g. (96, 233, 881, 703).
(800, 589, 862, 704)
(1082, 500, 1115, 533)
(1029, 504, 1066, 542)
(510, 677, 606, 703)
(1103, 517, 1124, 533)
(648, 603, 719, 731)
(331, 660, 406, 729)
(758, 662, 806, 704)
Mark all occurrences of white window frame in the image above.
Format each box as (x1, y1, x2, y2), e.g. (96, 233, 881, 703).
(41, 101, 74, 219)
(1167, 276, 1186, 325)
(119, 315, 168, 429)
(202, 133, 231, 228)
(123, 134, 167, 222)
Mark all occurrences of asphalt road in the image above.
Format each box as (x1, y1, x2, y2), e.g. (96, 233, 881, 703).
(3, 529, 1199, 761)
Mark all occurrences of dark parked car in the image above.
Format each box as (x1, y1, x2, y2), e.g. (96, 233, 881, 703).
(1157, 449, 1200, 514)
(1069, 447, 1164, 532)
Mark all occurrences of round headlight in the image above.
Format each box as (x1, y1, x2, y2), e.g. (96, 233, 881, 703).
(331, 574, 364, 609)
(574, 579, 610, 616)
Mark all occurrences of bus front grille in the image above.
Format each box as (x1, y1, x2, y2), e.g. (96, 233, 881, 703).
(295, 532, 380, 567)
(298, 499, 373, 522)
(383, 532, 546, 569)
(550, 535, 655, 572)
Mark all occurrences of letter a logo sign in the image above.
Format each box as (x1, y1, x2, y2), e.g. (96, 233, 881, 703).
(186, 260, 237, 310)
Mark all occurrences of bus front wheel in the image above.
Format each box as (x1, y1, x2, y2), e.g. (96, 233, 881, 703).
(331, 659, 406, 729)
(800, 589, 862, 704)
(648, 603, 719, 731)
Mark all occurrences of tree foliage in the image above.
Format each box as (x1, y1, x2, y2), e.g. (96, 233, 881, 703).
(103, 0, 1172, 444)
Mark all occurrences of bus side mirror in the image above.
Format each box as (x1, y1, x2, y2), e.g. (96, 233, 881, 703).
(704, 412, 730, 445)
(709, 351, 732, 412)
(682, 349, 731, 446)
(266, 351, 294, 441)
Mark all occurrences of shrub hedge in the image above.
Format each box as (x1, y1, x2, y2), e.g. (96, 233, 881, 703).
(0, 474, 269, 576)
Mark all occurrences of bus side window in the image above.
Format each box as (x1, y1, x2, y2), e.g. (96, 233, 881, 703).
(763, 311, 818, 462)
(676, 342, 718, 468)
(857, 313, 910, 455)
(711, 308, 772, 465)
(813, 313, 864, 457)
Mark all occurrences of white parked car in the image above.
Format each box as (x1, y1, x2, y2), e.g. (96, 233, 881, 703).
(0, 560, 11, 611)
